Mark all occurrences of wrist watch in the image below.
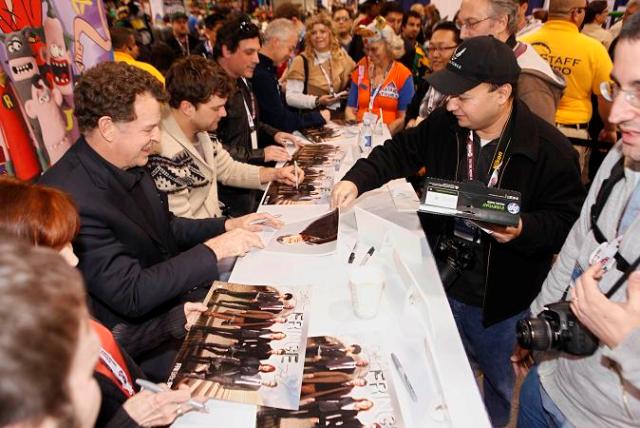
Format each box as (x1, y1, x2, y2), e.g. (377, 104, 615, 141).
(314, 96, 321, 108)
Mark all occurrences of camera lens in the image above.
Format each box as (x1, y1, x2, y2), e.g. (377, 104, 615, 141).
(516, 318, 553, 351)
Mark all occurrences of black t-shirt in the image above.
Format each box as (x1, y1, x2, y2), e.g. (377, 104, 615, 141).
(446, 134, 499, 307)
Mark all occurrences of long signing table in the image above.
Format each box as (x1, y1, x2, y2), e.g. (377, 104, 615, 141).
(174, 123, 490, 427)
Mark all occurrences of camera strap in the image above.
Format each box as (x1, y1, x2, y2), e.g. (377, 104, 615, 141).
(605, 253, 640, 299)
(590, 158, 630, 272)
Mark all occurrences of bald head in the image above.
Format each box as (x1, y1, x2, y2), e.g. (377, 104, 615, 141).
(548, 0, 587, 25)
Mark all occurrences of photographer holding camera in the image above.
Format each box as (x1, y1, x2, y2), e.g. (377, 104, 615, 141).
(515, 14, 640, 428)
(332, 36, 585, 426)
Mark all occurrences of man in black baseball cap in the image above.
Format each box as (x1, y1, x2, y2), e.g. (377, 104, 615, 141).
(332, 35, 584, 426)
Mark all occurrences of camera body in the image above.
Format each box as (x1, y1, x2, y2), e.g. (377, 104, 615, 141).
(516, 301, 599, 356)
(435, 236, 476, 288)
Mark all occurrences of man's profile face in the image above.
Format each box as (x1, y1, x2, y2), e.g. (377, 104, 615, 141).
(457, 0, 499, 39)
(402, 16, 422, 40)
(126, 35, 140, 59)
(446, 83, 504, 131)
(172, 18, 189, 37)
(384, 12, 403, 35)
(193, 94, 227, 132)
(112, 92, 162, 168)
(274, 33, 298, 65)
(224, 37, 260, 78)
(609, 40, 640, 162)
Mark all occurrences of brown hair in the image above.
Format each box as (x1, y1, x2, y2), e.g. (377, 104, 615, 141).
(0, 177, 80, 249)
(73, 61, 168, 133)
(165, 56, 234, 108)
(109, 26, 135, 50)
(0, 236, 86, 426)
(304, 12, 341, 56)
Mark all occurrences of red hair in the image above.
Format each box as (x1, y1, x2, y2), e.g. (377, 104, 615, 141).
(0, 177, 80, 248)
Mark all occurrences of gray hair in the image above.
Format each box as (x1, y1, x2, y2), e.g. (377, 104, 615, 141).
(619, 11, 640, 42)
(263, 18, 298, 43)
(486, 0, 520, 35)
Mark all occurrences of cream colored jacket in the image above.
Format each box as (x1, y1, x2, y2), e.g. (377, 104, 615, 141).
(148, 113, 264, 219)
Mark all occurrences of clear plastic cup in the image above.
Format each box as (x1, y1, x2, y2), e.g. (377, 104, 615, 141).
(349, 265, 386, 319)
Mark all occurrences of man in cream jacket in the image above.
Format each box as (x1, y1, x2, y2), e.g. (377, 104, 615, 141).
(148, 56, 302, 219)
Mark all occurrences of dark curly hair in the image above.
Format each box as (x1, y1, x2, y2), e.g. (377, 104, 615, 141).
(213, 13, 260, 59)
(166, 56, 234, 108)
(73, 61, 168, 133)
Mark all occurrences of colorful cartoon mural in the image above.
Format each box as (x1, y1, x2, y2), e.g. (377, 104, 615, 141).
(0, 0, 111, 178)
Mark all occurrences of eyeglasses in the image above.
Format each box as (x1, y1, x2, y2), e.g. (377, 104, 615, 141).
(455, 16, 494, 30)
(427, 44, 458, 54)
(600, 81, 640, 108)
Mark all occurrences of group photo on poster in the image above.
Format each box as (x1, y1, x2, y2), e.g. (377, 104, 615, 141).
(263, 144, 345, 206)
(168, 281, 311, 410)
(257, 334, 404, 428)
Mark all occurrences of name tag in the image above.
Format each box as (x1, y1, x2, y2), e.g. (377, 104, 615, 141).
(251, 130, 258, 150)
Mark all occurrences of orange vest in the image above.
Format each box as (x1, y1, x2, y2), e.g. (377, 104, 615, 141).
(350, 59, 413, 124)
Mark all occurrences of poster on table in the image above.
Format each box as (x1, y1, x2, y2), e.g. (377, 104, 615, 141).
(168, 281, 311, 410)
(256, 333, 404, 427)
(263, 144, 345, 205)
(265, 208, 339, 256)
(0, 0, 112, 179)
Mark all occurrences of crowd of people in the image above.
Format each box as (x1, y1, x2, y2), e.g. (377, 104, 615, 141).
(1, 0, 640, 427)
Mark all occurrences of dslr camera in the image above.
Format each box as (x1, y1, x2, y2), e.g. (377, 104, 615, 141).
(434, 236, 476, 288)
(516, 301, 599, 356)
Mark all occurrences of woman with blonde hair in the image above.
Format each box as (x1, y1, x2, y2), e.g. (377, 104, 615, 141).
(285, 12, 356, 113)
(344, 17, 413, 135)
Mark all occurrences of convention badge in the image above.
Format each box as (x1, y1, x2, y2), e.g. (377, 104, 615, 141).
(251, 130, 258, 150)
(588, 235, 623, 273)
(363, 111, 378, 125)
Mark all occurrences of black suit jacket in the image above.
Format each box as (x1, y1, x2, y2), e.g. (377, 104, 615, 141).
(39, 138, 224, 328)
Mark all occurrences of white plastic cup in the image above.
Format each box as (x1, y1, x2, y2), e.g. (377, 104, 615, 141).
(349, 265, 386, 319)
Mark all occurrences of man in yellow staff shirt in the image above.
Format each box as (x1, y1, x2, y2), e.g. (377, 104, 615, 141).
(520, 0, 617, 183)
(110, 27, 165, 85)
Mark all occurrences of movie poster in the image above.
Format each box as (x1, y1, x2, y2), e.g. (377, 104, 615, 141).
(263, 144, 345, 206)
(257, 334, 404, 427)
(0, 0, 112, 178)
(168, 281, 311, 410)
(265, 208, 339, 256)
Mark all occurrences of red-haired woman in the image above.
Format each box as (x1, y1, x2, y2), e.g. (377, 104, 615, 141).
(0, 177, 205, 427)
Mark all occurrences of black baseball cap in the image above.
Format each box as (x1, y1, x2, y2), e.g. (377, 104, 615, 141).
(170, 11, 188, 22)
(426, 36, 521, 96)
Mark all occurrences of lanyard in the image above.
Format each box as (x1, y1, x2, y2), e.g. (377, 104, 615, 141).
(466, 132, 475, 182)
(99, 347, 135, 397)
(176, 37, 190, 56)
(240, 78, 256, 130)
(316, 55, 335, 96)
(465, 131, 512, 187)
(368, 62, 392, 112)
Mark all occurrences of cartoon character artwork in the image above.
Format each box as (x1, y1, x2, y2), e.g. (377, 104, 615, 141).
(24, 75, 69, 164)
(0, 71, 40, 179)
(43, 3, 72, 102)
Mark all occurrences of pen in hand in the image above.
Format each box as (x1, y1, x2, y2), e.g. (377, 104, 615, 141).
(135, 379, 209, 413)
(294, 160, 299, 190)
(360, 246, 375, 266)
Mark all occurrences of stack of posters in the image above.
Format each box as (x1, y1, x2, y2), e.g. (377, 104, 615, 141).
(168, 282, 311, 410)
(256, 334, 404, 427)
(300, 126, 342, 144)
(263, 144, 344, 206)
(265, 209, 339, 256)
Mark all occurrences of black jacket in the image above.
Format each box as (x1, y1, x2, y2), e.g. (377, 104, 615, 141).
(39, 139, 223, 377)
(343, 101, 585, 325)
(166, 33, 200, 58)
(251, 53, 325, 133)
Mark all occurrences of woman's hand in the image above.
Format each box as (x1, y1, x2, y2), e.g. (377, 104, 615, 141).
(183, 302, 207, 331)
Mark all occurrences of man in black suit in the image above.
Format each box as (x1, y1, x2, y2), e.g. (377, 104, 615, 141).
(39, 61, 272, 380)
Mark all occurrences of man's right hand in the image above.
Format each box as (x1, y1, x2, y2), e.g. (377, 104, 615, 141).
(264, 145, 291, 162)
(331, 180, 358, 209)
(510, 344, 534, 377)
(317, 94, 336, 106)
(205, 229, 264, 259)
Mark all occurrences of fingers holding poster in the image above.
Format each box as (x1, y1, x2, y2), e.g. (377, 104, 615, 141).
(168, 281, 311, 410)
